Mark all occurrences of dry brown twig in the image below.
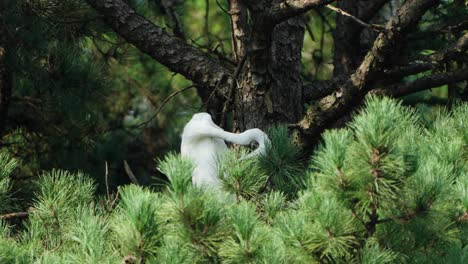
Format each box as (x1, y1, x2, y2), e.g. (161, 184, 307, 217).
(325, 4, 385, 32)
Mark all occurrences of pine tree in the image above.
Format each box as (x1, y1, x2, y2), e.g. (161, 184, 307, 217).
(1, 0, 111, 174)
(0, 96, 467, 263)
(1, 0, 203, 185)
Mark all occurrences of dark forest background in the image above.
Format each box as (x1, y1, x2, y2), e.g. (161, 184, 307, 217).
(1, 0, 466, 201)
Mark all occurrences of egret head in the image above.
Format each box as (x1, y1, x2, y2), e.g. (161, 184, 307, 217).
(191, 112, 212, 122)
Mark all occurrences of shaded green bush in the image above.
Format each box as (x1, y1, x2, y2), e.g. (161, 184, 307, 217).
(1, 97, 466, 263)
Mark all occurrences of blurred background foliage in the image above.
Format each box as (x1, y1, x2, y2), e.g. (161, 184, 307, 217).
(0, 0, 466, 209)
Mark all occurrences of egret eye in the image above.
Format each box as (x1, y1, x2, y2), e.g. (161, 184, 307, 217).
(249, 141, 259, 149)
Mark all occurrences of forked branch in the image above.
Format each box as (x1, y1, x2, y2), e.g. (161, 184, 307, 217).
(298, 0, 441, 142)
(85, 0, 233, 97)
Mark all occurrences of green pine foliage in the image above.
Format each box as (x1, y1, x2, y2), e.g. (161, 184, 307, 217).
(219, 149, 268, 200)
(111, 185, 161, 261)
(0, 154, 18, 213)
(258, 125, 305, 195)
(3, 0, 113, 178)
(0, 96, 467, 263)
(3, 0, 202, 186)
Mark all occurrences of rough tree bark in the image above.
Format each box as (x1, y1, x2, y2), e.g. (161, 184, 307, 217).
(234, 1, 305, 130)
(298, 0, 442, 145)
(84, 0, 234, 113)
(84, 0, 467, 150)
(228, 0, 249, 63)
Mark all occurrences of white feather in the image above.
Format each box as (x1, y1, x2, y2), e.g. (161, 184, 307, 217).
(181, 113, 269, 189)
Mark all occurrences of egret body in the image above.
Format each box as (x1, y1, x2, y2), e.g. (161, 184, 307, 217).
(181, 113, 269, 189)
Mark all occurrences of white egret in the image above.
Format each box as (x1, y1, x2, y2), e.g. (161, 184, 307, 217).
(181, 113, 270, 189)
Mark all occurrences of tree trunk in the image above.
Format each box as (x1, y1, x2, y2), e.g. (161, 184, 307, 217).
(333, 0, 361, 75)
(234, 11, 304, 131)
(333, 0, 390, 75)
(85, 0, 467, 151)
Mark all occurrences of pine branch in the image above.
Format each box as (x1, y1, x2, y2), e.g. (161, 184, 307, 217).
(47, 15, 103, 25)
(298, 0, 441, 145)
(384, 32, 468, 79)
(302, 32, 468, 103)
(373, 68, 468, 97)
(410, 20, 468, 39)
(332, 0, 390, 53)
(302, 77, 345, 101)
(84, 0, 233, 98)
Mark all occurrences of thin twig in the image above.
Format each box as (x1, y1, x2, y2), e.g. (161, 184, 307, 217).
(135, 85, 197, 130)
(102, 189, 120, 222)
(204, 0, 211, 47)
(0, 211, 29, 220)
(304, 15, 316, 42)
(325, 4, 384, 32)
(151, 84, 196, 120)
(199, 83, 232, 112)
(215, 0, 229, 14)
(105, 161, 110, 200)
(123, 160, 140, 185)
(221, 52, 248, 127)
(125, 73, 159, 108)
(199, 87, 218, 112)
(110, 188, 120, 209)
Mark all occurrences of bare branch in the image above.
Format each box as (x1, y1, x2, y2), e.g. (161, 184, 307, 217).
(0, 212, 29, 220)
(124, 73, 159, 108)
(215, 0, 229, 14)
(298, 0, 441, 143)
(104, 161, 110, 200)
(325, 4, 384, 32)
(385, 32, 468, 78)
(84, 0, 233, 96)
(373, 68, 468, 97)
(268, 0, 336, 23)
(303, 33, 467, 103)
(302, 77, 345, 101)
(134, 85, 197, 130)
(123, 160, 140, 185)
(410, 20, 468, 39)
